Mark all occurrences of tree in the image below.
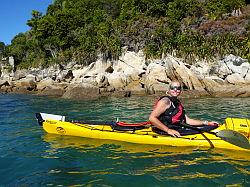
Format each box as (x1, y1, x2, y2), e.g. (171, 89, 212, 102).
(27, 10, 43, 30)
(0, 42, 5, 58)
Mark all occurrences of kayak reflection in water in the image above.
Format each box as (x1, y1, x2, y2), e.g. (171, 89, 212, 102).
(149, 81, 218, 137)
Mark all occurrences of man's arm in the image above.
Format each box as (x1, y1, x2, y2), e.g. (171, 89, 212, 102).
(149, 98, 181, 137)
(185, 115, 218, 126)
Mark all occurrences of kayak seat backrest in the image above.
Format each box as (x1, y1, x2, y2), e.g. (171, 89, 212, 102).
(111, 121, 146, 131)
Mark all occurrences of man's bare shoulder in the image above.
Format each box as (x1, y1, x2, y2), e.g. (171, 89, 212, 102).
(159, 97, 171, 105)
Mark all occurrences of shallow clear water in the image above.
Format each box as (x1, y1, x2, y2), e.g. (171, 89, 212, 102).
(0, 93, 249, 186)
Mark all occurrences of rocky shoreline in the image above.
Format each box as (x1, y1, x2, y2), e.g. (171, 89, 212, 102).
(0, 50, 249, 99)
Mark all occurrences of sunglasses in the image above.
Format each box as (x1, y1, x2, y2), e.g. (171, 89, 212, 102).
(169, 85, 182, 91)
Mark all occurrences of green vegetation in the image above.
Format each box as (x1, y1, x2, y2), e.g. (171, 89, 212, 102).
(0, 42, 5, 60)
(2, 0, 249, 69)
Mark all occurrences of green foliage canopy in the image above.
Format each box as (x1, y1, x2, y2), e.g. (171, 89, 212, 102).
(4, 0, 249, 69)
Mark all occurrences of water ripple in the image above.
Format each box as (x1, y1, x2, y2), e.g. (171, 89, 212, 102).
(0, 94, 249, 186)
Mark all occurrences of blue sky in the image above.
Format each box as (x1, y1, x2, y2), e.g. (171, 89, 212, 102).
(0, 0, 52, 45)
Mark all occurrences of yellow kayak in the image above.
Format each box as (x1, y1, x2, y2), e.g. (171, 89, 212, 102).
(35, 113, 250, 151)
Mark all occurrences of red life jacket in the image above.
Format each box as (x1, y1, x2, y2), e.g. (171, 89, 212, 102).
(157, 96, 186, 126)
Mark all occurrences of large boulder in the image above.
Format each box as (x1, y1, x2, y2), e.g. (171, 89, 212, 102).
(211, 85, 250, 97)
(176, 66, 205, 91)
(13, 70, 28, 81)
(56, 70, 74, 82)
(84, 59, 113, 76)
(226, 73, 245, 84)
(190, 61, 211, 77)
(36, 77, 68, 96)
(14, 78, 37, 91)
(215, 61, 232, 78)
(117, 49, 146, 71)
(164, 56, 205, 91)
(0, 80, 11, 93)
(112, 50, 146, 83)
(202, 77, 225, 93)
(0, 80, 9, 88)
(81, 76, 98, 86)
(37, 86, 66, 97)
(106, 72, 127, 90)
(25, 74, 37, 82)
(62, 85, 100, 99)
(36, 78, 55, 91)
(213, 54, 249, 79)
(71, 68, 88, 83)
(144, 61, 171, 92)
(225, 60, 249, 79)
(96, 74, 109, 88)
(125, 80, 145, 93)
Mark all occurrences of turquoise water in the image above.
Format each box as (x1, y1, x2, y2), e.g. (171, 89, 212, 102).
(0, 93, 249, 186)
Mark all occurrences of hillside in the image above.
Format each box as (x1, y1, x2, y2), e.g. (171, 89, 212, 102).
(1, 0, 250, 69)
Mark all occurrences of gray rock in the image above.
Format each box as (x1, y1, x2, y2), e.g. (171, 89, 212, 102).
(226, 61, 249, 77)
(226, 73, 245, 84)
(62, 85, 100, 99)
(96, 74, 109, 88)
(0, 80, 9, 88)
(210, 85, 250, 97)
(13, 70, 28, 80)
(224, 54, 247, 65)
(215, 61, 232, 78)
(14, 78, 37, 91)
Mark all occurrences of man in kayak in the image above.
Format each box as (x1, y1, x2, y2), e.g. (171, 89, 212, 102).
(149, 81, 217, 137)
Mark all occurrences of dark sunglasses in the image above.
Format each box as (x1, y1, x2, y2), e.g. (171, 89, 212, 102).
(170, 85, 182, 91)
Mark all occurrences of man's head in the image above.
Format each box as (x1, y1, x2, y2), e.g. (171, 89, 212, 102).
(168, 81, 182, 97)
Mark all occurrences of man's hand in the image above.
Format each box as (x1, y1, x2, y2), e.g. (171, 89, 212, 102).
(208, 121, 219, 126)
(167, 129, 181, 137)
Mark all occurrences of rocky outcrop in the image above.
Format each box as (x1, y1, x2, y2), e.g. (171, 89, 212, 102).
(62, 85, 100, 99)
(144, 61, 171, 94)
(208, 84, 250, 97)
(0, 51, 249, 99)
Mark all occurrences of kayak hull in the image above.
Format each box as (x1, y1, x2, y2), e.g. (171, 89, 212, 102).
(41, 118, 250, 151)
